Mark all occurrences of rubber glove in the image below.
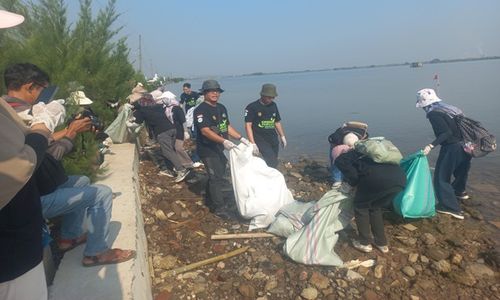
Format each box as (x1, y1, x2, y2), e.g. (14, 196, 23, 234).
(223, 139, 237, 150)
(280, 136, 287, 148)
(239, 137, 250, 146)
(184, 131, 190, 140)
(251, 144, 260, 156)
(338, 182, 354, 195)
(423, 144, 434, 155)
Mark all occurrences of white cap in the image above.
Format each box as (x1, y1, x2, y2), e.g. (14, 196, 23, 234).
(0, 10, 24, 29)
(416, 88, 442, 108)
(158, 91, 176, 104)
(74, 91, 93, 105)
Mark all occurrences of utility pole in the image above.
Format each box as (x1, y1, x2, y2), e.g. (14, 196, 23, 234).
(138, 34, 143, 73)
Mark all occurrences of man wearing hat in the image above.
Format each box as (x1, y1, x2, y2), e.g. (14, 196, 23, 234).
(244, 83, 287, 168)
(194, 80, 249, 219)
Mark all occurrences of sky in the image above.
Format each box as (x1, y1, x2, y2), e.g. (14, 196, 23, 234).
(68, 0, 500, 78)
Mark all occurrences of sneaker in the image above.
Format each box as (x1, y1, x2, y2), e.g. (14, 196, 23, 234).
(174, 169, 191, 183)
(436, 209, 464, 220)
(352, 240, 373, 253)
(332, 181, 342, 189)
(192, 162, 204, 168)
(159, 169, 175, 177)
(374, 244, 389, 253)
(455, 192, 470, 200)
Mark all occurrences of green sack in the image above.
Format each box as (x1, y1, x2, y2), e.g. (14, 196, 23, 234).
(393, 151, 436, 218)
(354, 137, 403, 165)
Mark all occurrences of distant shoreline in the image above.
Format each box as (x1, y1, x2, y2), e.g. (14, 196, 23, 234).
(239, 56, 500, 77)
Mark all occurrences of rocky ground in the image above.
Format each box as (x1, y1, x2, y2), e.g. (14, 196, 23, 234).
(139, 144, 500, 300)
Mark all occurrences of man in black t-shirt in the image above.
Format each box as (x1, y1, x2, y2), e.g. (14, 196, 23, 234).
(180, 82, 200, 113)
(244, 83, 287, 168)
(194, 80, 249, 219)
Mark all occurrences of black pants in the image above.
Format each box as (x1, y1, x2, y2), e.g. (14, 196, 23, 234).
(200, 152, 228, 212)
(255, 136, 279, 168)
(354, 189, 401, 246)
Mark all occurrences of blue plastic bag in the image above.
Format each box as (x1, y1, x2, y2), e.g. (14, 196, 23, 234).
(393, 150, 436, 218)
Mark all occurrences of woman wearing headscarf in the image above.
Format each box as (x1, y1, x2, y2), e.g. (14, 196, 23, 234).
(416, 88, 471, 220)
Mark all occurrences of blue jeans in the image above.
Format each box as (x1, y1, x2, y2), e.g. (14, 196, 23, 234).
(434, 143, 471, 213)
(329, 146, 343, 182)
(41, 175, 113, 256)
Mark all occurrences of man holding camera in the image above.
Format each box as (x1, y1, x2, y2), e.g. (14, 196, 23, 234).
(4, 63, 135, 268)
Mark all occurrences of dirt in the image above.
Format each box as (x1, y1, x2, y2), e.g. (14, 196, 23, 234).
(138, 145, 500, 300)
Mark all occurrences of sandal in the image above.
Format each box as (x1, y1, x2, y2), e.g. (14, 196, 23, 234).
(82, 248, 136, 267)
(57, 234, 87, 253)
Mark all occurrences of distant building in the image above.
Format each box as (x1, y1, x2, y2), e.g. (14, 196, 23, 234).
(410, 62, 423, 68)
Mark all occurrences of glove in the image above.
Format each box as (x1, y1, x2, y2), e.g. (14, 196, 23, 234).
(239, 137, 250, 146)
(251, 144, 260, 156)
(223, 139, 237, 150)
(31, 101, 66, 133)
(280, 136, 287, 148)
(423, 144, 434, 155)
(184, 131, 190, 140)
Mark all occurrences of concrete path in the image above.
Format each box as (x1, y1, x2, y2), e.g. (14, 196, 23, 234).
(49, 143, 152, 300)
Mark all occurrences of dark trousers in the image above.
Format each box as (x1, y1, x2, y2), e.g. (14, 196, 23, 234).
(354, 189, 401, 246)
(200, 152, 227, 212)
(434, 143, 471, 213)
(255, 136, 279, 168)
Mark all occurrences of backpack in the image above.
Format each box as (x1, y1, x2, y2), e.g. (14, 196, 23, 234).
(354, 137, 403, 165)
(328, 121, 369, 146)
(455, 115, 496, 158)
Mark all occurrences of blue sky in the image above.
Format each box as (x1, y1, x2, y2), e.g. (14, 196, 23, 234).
(68, 0, 500, 77)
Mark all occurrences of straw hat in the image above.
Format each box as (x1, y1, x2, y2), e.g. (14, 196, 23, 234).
(127, 83, 147, 103)
(73, 91, 93, 105)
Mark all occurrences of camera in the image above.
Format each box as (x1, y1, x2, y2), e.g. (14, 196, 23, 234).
(68, 107, 104, 131)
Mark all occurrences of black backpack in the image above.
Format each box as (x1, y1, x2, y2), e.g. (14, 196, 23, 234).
(455, 115, 496, 158)
(328, 121, 369, 146)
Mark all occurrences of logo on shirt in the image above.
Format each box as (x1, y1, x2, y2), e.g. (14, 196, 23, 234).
(258, 112, 262, 117)
(197, 114, 203, 123)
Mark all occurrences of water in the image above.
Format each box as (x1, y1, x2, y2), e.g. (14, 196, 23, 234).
(168, 60, 500, 219)
(169, 60, 500, 166)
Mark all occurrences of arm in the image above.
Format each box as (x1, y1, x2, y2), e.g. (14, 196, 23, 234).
(228, 125, 242, 140)
(52, 117, 92, 141)
(245, 122, 255, 143)
(428, 112, 453, 146)
(334, 151, 360, 186)
(200, 127, 226, 144)
(275, 122, 285, 138)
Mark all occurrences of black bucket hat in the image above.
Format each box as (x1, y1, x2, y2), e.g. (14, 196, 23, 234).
(199, 79, 224, 93)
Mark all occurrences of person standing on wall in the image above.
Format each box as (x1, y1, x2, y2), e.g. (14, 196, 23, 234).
(244, 83, 286, 168)
(194, 80, 250, 219)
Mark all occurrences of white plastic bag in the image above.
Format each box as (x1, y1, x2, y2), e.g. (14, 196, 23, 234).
(229, 143, 294, 230)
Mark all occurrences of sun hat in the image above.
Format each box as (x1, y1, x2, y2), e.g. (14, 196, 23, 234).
(150, 90, 163, 101)
(416, 88, 442, 108)
(0, 10, 24, 29)
(260, 83, 278, 98)
(73, 91, 93, 105)
(157, 91, 176, 104)
(199, 80, 224, 93)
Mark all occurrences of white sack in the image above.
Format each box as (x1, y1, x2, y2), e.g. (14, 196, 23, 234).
(229, 143, 295, 230)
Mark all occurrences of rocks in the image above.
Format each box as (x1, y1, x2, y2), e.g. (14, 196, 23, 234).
(364, 290, 380, 300)
(465, 263, 495, 278)
(238, 283, 256, 298)
(300, 287, 318, 299)
(422, 233, 437, 245)
(374, 265, 384, 279)
(451, 253, 463, 265)
(448, 271, 477, 286)
(402, 223, 418, 231)
(153, 255, 178, 270)
(154, 209, 168, 221)
(408, 253, 419, 263)
(432, 260, 451, 273)
(265, 278, 278, 291)
(401, 266, 416, 277)
(346, 270, 364, 281)
(420, 255, 430, 264)
(425, 248, 450, 261)
(289, 172, 303, 179)
(309, 272, 330, 289)
(336, 279, 348, 288)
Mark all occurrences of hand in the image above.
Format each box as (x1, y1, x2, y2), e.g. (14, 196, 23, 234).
(223, 139, 237, 150)
(251, 143, 260, 156)
(239, 137, 250, 146)
(68, 117, 92, 134)
(423, 144, 434, 155)
(184, 131, 190, 140)
(280, 136, 287, 148)
(31, 101, 66, 133)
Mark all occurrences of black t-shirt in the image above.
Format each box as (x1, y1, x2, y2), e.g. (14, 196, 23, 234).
(180, 91, 200, 112)
(244, 100, 281, 143)
(194, 102, 230, 157)
(172, 106, 186, 140)
(133, 104, 175, 137)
